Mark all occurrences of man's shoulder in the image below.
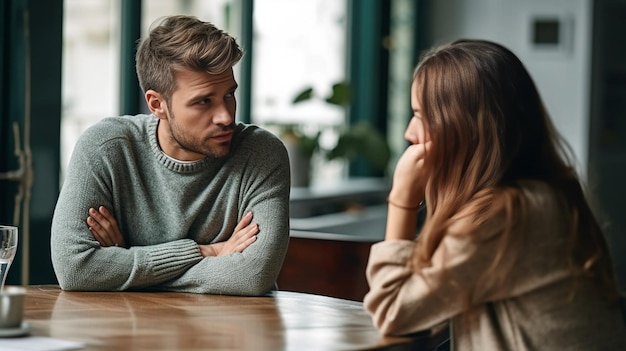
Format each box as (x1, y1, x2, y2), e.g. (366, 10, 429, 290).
(80, 114, 154, 147)
(234, 123, 285, 149)
(235, 123, 278, 139)
(231, 123, 289, 165)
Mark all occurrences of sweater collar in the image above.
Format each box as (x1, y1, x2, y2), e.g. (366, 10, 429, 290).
(147, 116, 244, 173)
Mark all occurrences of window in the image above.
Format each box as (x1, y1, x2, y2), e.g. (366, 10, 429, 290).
(61, 0, 237, 180)
(62, 0, 120, 179)
(62, 0, 349, 184)
(252, 0, 349, 183)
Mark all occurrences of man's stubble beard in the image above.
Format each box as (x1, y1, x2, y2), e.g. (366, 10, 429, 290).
(167, 109, 234, 159)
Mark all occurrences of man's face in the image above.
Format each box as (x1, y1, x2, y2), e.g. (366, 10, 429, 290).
(154, 68, 238, 161)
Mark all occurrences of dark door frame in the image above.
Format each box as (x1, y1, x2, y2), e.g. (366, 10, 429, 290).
(0, 0, 62, 285)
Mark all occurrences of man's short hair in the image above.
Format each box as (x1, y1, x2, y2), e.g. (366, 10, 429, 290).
(136, 15, 243, 102)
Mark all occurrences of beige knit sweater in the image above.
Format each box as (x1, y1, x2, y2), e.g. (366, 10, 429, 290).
(364, 181, 626, 350)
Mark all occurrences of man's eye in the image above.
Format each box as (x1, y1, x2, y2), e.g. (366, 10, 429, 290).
(197, 98, 210, 105)
(225, 92, 235, 99)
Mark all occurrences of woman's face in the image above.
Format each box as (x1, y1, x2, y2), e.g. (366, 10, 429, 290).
(404, 80, 430, 145)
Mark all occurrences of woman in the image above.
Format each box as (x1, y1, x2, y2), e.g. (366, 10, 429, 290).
(364, 39, 626, 350)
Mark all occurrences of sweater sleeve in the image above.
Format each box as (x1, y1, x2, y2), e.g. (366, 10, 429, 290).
(51, 123, 204, 291)
(364, 185, 572, 336)
(52, 122, 290, 295)
(152, 127, 291, 296)
(363, 213, 510, 335)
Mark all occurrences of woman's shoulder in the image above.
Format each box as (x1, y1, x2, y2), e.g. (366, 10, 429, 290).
(499, 180, 571, 244)
(449, 180, 565, 239)
(516, 179, 566, 213)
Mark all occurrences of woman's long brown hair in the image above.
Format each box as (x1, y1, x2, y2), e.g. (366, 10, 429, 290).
(411, 39, 618, 305)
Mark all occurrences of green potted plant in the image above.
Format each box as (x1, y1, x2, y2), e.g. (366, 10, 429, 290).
(272, 124, 320, 187)
(292, 81, 390, 169)
(270, 81, 391, 187)
(325, 121, 390, 172)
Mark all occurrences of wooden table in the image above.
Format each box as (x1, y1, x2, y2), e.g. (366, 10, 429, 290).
(20, 285, 446, 351)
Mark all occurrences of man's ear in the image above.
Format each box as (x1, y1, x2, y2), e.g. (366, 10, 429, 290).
(145, 90, 167, 119)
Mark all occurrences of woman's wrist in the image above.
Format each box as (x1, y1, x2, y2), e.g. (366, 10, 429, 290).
(386, 197, 425, 211)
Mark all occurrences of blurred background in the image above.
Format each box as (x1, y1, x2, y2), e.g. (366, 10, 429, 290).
(1, 0, 625, 298)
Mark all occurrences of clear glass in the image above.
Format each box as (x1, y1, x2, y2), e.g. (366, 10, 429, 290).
(0, 226, 18, 291)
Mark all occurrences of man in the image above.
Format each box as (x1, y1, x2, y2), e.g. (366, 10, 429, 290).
(51, 15, 291, 295)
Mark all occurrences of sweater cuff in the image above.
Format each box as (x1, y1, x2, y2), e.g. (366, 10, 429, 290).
(148, 239, 202, 280)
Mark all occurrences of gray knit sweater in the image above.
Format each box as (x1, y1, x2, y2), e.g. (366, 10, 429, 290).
(51, 114, 291, 295)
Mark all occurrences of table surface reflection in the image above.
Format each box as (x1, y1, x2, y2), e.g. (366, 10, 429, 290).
(20, 285, 442, 351)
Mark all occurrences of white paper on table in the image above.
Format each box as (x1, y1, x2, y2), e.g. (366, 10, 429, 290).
(0, 336, 85, 351)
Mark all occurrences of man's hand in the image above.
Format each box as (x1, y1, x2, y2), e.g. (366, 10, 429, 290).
(87, 206, 126, 248)
(198, 212, 259, 257)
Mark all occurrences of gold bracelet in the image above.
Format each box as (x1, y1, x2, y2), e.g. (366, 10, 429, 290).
(386, 197, 424, 211)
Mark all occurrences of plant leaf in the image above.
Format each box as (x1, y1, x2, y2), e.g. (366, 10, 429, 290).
(292, 87, 314, 104)
(298, 131, 321, 158)
(328, 122, 390, 171)
(325, 81, 351, 107)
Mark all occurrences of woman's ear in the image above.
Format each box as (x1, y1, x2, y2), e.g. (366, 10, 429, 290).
(145, 90, 167, 119)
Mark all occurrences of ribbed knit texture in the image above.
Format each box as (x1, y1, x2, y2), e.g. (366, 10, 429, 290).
(51, 114, 291, 295)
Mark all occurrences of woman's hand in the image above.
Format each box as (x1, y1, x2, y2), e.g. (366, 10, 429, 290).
(388, 141, 431, 208)
(198, 212, 259, 257)
(87, 206, 126, 248)
(384, 142, 430, 241)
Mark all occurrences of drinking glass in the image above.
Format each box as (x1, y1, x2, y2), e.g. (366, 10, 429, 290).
(0, 226, 18, 292)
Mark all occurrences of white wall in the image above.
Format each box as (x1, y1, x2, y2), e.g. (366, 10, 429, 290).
(430, 0, 592, 176)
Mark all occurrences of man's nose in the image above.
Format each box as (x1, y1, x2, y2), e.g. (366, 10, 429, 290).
(213, 104, 234, 125)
